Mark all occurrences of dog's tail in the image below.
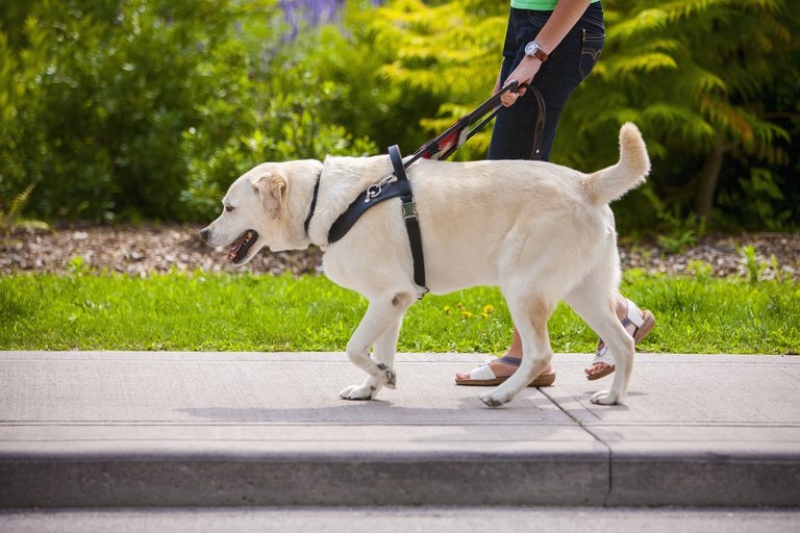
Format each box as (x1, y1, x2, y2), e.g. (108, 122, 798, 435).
(582, 122, 650, 205)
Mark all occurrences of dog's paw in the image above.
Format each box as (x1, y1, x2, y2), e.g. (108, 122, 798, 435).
(590, 390, 624, 405)
(375, 363, 397, 390)
(340, 383, 378, 401)
(479, 390, 510, 408)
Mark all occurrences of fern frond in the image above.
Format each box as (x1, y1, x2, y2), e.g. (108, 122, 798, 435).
(609, 53, 678, 77)
(9, 185, 35, 221)
(608, 8, 670, 43)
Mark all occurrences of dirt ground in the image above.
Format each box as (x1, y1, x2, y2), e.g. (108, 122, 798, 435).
(2, 223, 798, 281)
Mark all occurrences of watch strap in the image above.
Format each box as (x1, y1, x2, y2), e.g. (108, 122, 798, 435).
(526, 41, 549, 62)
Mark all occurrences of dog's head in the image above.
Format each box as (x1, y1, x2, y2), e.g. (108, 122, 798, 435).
(200, 160, 323, 264)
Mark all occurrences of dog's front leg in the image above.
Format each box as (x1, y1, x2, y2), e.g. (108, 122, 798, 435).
(340, 318, 402, 401)
(340, 294, 411, 401)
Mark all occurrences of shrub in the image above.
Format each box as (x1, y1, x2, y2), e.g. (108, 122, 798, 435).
(0, 0, 377, 223)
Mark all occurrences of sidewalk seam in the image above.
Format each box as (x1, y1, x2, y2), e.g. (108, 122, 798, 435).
(539, 388, 613, 506)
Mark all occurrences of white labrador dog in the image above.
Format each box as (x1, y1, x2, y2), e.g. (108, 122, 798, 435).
(201, 123, 650, 407)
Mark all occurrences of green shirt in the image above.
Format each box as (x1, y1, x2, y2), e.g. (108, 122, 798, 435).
(511, 0, 600, 11)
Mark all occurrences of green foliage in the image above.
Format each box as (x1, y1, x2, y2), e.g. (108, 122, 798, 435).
(561, 0, 800, 231)
(0, 184, 49, 236)
(1, 0, 798, 233)
(355, 0, 800, 233)
(178, 16, 379, 220)
(635, 187, 701, 253)
(0, 0, 377, 223)
(0, 184, 31, 235)
(281, 3, 449, 156)
(1, 0, 235, 221)
(739, 244, 768, 285)
(1, 270, 798, 354)
(365, 0, 507, 159)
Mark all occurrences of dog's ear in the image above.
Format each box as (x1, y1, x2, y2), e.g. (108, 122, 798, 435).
(252, 173, 287, 219)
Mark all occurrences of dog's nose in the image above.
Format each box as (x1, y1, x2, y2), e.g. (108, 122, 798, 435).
(200, 228, 210, 242)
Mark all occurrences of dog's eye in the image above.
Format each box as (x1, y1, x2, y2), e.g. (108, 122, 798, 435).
(224, 204, 235, 213)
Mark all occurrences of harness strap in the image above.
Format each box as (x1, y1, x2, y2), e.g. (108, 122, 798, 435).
(327, 181, 405, 243)
(389, 145, 427, 294)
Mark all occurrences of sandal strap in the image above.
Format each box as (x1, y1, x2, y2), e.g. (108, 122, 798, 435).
(624, 299, 645, 329)
(495, 355, 522, 367)
(591, 347, 614, 366)
(467, 355, 521, 380)
(469, 364, 498, 381)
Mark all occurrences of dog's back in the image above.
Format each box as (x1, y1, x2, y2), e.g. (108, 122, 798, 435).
(394, 123, 648, 293)
(411, 122, 648, 209)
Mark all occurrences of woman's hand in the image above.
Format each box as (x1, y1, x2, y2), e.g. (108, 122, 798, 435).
(500, 56, 543, 107)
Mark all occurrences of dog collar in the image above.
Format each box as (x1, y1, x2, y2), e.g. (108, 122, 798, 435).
(303, 174, 321, 237)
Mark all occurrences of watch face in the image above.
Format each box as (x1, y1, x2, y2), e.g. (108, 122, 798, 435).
(525, 42, 538, 55)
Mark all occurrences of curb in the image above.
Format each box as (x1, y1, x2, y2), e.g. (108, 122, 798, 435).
(1, 448, 798, 508)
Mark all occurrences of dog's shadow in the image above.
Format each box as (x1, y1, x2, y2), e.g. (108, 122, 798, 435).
(176, 398, 544, 425)
(177, 402, 403, 423)
(176, 395, 573, 445)
(176, 383, 645, 433)
(176, 395, 552, 424)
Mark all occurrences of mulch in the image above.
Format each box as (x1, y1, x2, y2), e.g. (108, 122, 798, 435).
(2, 223, 798, 281)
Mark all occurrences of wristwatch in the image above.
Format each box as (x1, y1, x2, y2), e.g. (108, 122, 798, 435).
(524, 41, 549, 62)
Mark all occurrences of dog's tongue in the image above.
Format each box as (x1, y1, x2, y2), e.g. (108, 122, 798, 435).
(227, 234, 247, 262)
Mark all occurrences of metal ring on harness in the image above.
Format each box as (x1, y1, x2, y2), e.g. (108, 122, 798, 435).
(365, 184, 382, 202)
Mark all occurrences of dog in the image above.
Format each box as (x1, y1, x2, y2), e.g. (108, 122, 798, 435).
(201, 123, 650, 407)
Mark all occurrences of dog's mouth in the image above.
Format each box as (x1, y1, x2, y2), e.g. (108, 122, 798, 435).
(227, 230, 259, 264)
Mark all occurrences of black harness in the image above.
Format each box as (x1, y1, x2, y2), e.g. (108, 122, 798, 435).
(304, 145, 428, 294)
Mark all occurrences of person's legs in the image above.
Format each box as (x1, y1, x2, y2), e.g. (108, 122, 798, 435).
(458, 3, 652, 383)
(489, 4, 604, 161)
(458, 300, 651, 383)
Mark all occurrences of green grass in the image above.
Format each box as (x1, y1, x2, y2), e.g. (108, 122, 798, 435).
(1, 269, 798, 354)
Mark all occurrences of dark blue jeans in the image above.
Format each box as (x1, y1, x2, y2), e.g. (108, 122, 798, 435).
(488, 2, 605, 161)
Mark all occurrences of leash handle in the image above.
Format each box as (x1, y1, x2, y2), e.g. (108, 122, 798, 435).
(405, 81, 529, 166)
(465, 80, 519, 122)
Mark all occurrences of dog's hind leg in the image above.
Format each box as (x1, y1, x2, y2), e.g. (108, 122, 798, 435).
(564, 274, 634, 405)
(340, 292, 414, 401)
(480, 295, 555, 408)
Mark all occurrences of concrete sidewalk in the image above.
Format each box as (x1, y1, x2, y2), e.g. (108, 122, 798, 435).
(0, 351, 798, 508)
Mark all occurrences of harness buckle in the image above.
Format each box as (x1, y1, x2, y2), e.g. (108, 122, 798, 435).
(401, 201, 418, 220)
